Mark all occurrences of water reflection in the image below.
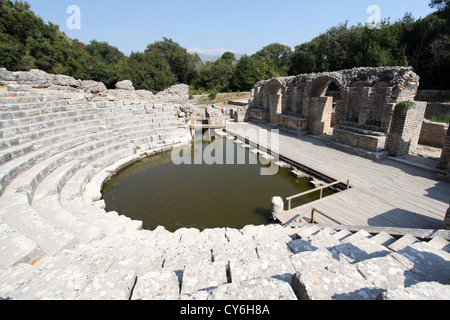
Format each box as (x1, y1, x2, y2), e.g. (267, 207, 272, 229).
(102, 134, 321, 232)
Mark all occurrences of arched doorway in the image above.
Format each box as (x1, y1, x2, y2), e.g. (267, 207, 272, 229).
(267, 80, 283, 124)
(307, 76, 344, 135)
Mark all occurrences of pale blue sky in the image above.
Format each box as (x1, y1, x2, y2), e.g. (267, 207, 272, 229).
(26, 0, 435, 56)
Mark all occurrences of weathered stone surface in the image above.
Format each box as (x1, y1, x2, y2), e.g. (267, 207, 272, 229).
(6, 84, 32, 92)
(132, 270, 180, 300)
(17, 69, 54, 88)
(290, 249, 382, 300)
(379, 281, 450, 300)
(80, 80, 107, 94)
(229, 257, 295, 283)
(115, 80, 134, 91)
(395, 242, 450, 285)
(271, 196, 284, 214)
(208, 277, 297, 300)
(247, 66, 423, 157)
(181, 261, 228, 295)
(355, 253, 417, 290)
(156, 84, 189, 104)
(53, 74, 80, 88)
(76, 270, 137, 300)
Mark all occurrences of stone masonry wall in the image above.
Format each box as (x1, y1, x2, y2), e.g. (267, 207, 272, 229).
(443, 206, 450, 230)
(388, 101, 427, 157)
(439, 127, 450, 170)
(419, 120, 449, 148)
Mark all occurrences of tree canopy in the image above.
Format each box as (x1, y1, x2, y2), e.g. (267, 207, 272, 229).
(0, 0, 449, 93)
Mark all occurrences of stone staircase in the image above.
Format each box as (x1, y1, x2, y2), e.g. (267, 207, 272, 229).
(0, 90, 449, 300)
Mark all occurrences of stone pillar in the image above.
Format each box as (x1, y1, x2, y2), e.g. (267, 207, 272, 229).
(271, 197, 284, 215)
(439, 126, 450, 170)
(388, 101, 427, 157)
(443, 205, 450, 230)
(308, 96, 333, 136)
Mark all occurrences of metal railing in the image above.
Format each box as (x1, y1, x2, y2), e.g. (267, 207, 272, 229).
(296, 207, 344, 225)
(286, 179, 350, 210)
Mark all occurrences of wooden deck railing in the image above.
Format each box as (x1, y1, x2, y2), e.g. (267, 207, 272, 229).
(297, 207, 344, 225)
(286, 179, 350, 210)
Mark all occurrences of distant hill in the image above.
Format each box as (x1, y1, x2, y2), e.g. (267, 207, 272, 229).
(190, 52, 244, 62)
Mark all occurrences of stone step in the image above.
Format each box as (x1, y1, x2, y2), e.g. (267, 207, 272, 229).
(0, 108, 99, 129)
(5, 154, 66, 198)
(11, 119, 104, 145)
(331, 237, 392, 263)
(395, 242, 450, 285)
(0, 142, 35, 165)
(0, 191, 79, 256)
(1, 113, 98, 137)
(0, 218, 44, 270)
(388, 234, 420, 252)
(380, 281, 450, 300)
(291, 249, 383, 300)
(428, 236, 450, 253)
(0, 94, 59, 105)
(0, 100, 90, 118)
(0, 148, 50, 195)
(0, 137, 20, 150)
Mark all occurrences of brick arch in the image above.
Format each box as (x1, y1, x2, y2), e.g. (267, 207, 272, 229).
(306, 74, 346, 98)
(265, 79, 284, 124)
(266, 79, 284, 95)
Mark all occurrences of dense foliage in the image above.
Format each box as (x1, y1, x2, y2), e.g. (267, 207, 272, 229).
(0, 0, 449, 94)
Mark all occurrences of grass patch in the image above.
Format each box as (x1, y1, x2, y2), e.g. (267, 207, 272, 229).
(426, 114, 450, 123)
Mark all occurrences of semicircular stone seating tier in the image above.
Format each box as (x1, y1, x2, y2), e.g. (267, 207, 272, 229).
(0, 81, 449, 300)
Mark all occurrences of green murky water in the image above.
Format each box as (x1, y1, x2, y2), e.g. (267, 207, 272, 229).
(102, 134, 326, 232)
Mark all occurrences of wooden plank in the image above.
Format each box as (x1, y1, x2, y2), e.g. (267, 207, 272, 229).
(226, 122, 450, 230)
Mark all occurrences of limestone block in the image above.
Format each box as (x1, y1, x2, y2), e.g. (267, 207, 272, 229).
(181, 261, 228, 295)
(229, 257, 295, 284)
(132, 270, 180, 300)
(355, 253, 417, 290)
(53, 74, 81, 88)
(155, 84, 189, 104)
(10, 268, 93, 299)
(380, 282, 450, 300)
(208, 277, 297, 300)
(6, 84, 32, 92)
(76, 270, 137, 300)
(290, 250, 382, 300)
(80, 80, 107, 94)
(115, 80, 134, 91)
(17, 69, 54, 88)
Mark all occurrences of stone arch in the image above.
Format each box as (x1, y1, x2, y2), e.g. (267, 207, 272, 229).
(306, 74, 346, 135)
(306, 74, 346, 98)
(266, 79, 284, 124)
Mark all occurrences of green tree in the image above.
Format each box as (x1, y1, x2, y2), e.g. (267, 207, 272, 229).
(85, 40, 124, 88)
(429, 0, 450, 11)
(194, 54, 235, 92)
(253, 43, 292, 76)
(230, 55, 260, 92)
(146, 37, 198, 85)
(117, 51, 176, 93)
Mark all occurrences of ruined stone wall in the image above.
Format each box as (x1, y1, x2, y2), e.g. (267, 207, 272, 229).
(247, 67, 423, 157)
(443, 205, 450, 230)
(440, 127, 450, 170)
(388, 101, 427, 157)
(419, 121, 449, 148)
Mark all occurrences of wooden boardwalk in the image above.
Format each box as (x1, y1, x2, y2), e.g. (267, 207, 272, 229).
(225, 121, 450, 230)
